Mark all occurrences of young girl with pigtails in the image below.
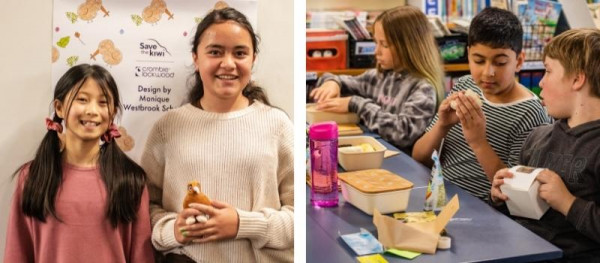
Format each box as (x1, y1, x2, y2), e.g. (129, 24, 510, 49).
(3, 64, 154, 263)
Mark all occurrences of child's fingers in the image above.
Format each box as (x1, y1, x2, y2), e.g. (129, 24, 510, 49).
(319, 89, 338, 102)
(186, 227, 217, 239)
(458, 93, 476, 113)
(179, 220, 213, 232)
(316, 100, 334, 111)
(439, 98, 453, 112)
(535, 170, 551, 184)
(179, 208, 203, 218)
(494, 169, 513, 179)
(211, 200, 230, 209)
(317, 90, 330, 102)
(491, 188, 509, 201)
(315, 101, 327, 110)
(464, 95, 485, 119)
(193, 227, 218, 239)
(455, 106, 466, 123)
(309, 88, 318, 98)
(455, 103, 471, 123)
(492, 177, 504, 187)
(312, 88, 324, 101)
(189, 203, 217, 216)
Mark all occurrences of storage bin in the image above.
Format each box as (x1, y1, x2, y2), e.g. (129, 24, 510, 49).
(339, 169, 413, 215)
(338, 136, 385, 171)
(307, 29, 348, 71)
(436, 33, 468, 64)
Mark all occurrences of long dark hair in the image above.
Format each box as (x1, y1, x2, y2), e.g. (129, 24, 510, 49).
(188, 7, 270, 106)
(18, 64, 146, 227)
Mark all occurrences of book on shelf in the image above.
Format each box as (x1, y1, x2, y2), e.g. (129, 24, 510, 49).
(428, 15, 452, 37)
(333, 15, 371, 40)
(518, 0, 562, 61)
(447, 17, 470, 34)
(307, 10, 368, 30)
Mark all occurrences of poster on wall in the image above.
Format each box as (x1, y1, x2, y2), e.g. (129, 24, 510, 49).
(52, 0, 258, 161)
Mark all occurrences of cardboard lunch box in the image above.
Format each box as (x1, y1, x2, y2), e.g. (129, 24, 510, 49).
(338, 169, 413, 215)
(338, 136, 386, 171)
(500, 165, 550, 220)
(306, 103, 359, 125)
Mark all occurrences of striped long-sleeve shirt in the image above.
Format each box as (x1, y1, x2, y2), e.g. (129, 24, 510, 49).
(318, 69, 437, 154)
(427, 75, 551, 201)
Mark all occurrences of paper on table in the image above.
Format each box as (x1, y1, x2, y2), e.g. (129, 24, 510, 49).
(384, 150, 400, 158)
(357, 254, 389, 263)
(386, 248, 421, 259)
(373, 195, 460, 254)
(340, 228, 384, 256)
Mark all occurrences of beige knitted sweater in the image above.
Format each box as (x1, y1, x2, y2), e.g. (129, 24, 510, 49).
(141, 102, 294, 262)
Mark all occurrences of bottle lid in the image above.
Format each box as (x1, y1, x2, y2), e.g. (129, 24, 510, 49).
(309, 121, 338, 140)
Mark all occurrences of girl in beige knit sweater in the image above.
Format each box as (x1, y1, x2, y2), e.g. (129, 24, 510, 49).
(141, 7, 294, 263)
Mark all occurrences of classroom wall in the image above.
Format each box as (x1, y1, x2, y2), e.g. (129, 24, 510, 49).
(0, 0, 293, 257)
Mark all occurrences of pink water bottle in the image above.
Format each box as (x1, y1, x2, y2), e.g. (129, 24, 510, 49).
(309, 121, 338, 207)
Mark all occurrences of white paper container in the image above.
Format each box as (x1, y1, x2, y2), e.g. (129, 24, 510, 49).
(306, 103, 359, 124)
(340, 180, 411, 215)
(500, 165, 550, 220)
(338, 136, 386, 171)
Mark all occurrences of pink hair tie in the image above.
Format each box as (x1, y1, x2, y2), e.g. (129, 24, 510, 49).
(102, 124, 121, 143)
(45, 118, 63, 133)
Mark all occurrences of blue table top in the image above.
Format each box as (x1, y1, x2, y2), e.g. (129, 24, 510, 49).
(306, 138, 563, 262)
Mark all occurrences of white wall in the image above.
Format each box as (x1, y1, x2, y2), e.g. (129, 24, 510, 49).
(0, 0, 293, 258)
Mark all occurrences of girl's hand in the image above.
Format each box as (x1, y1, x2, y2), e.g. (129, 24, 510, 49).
(184, 200, 240, 243)
(536, 170, 576, 216)
(491, 168, 513, 204)
(310, 81, 340, 102)
(174, 208, 204, 244)
(455, 92, 487, 148)
(316, 97, 351, 113)
(437, 92, 460, 128)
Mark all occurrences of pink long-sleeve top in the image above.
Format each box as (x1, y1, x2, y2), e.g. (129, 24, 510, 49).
(3, 163, 154, 263)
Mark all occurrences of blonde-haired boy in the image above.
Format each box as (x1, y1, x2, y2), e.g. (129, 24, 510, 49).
(491, 29, 600, 260)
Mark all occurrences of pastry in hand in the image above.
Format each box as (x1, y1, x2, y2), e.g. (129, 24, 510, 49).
(450, 89, 483, 110)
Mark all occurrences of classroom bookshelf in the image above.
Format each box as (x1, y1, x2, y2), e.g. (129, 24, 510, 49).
(306, 0, 556, 97)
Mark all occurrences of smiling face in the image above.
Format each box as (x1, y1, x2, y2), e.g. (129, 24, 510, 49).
(373, 21, 394, 70)
(56, 78, 113, 145)
(192, 21, 255, 104)
(468, 44, 524, 97)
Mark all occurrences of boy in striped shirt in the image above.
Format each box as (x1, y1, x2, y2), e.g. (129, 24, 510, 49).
(413, 7, 551, 201)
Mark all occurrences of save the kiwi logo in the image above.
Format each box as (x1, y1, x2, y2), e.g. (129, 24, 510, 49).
(139, 39, 171, 57)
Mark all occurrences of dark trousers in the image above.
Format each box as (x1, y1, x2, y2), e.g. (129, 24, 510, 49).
(164, 253, 196, 263)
